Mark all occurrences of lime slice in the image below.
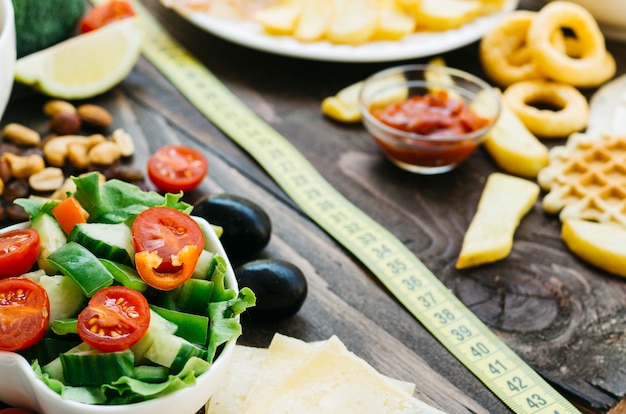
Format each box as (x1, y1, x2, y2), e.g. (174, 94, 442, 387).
(14, 18, 144, 100)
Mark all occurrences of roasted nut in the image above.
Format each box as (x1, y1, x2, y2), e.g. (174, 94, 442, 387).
(50, 177, 75, 200)
(88, 140, 122, 165)
(2, 152, 45, 179)
(43, 100, 77, 117)
(42, 135, 86, 167)
(0, 157, 11, 184)
(111, 128, 135, 157)
(3, 179, 29, 202)
(5, 203, 29, 222)
(28, 167, 65, 192)
(2, 123, 41, 146)
(50, 112, 82, 135)
(77, 104, 113, 128)
(67, 134, 106, 169)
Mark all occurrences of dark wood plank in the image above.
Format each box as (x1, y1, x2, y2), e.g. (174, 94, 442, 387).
(131, 0, 626, 411)
(3, 0, 626, 412)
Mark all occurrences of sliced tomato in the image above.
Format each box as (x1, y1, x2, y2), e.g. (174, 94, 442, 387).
(147, 145, 208, 193)
(0, 229, 40, 278)
(0, 409, 35, 414)
(51, 196, 89, 235)
(132, 207, 204, 290)
(0, 278, 50, 351)
(79, 0, 136, 33)
(77, 285, 150, 352)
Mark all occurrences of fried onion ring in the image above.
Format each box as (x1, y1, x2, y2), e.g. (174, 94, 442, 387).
(479, 11, 544, 87)
(527, 1, 615, 88)
(502, 80, 589, 138)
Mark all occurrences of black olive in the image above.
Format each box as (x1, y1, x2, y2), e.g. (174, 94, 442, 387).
(192, 194, 271, 260)
(235, 259, 307, 322)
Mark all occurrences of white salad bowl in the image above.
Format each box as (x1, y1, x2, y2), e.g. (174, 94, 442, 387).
(0, 217, 238, 414)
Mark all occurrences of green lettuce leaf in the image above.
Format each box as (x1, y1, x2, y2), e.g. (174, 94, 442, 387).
(71, 172, 192, 223)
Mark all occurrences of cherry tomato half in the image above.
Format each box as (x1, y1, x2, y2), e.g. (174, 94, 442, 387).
(132, 207, 204, 290)
(0, 277, 50, 351)
(0, 229, 40, 279)
(147, 145, 208, 194)
(77, 285, 150, 352)
(79, 0, 136, 33)
(0, 408, 36, 414)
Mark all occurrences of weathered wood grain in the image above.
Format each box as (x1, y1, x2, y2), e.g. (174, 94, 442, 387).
(3, 0, 626, 412)
(121, 0, 626, 411)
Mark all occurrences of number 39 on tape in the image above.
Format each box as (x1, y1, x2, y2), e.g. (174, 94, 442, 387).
(130, 2, 581, 413)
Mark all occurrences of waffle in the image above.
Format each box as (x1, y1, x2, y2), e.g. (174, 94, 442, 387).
(538, 133, 626, 227)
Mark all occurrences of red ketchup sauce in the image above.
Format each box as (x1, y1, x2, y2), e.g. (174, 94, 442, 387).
(369, 90, 491, 168)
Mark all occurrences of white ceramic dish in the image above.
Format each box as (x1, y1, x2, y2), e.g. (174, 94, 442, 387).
(0, 0, 15, 121)
(167, 0, 519, 62)
(543, 0, 626, 42)
(0, 217, 238, 414)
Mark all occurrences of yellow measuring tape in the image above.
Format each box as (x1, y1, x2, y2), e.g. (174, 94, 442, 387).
(132, 2, 580, 413)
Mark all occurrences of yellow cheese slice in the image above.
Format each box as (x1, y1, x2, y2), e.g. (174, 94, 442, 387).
(205, 345, 267, 414)
(242, 336, 445, 414)
(207, 334, 437, 413)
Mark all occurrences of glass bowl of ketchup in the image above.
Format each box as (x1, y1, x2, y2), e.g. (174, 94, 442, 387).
(359, 64, 501, 175)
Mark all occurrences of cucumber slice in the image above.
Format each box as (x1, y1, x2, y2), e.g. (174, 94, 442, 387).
(30, 212, 67, 274)
(143, 328, 206, 373)
(61, 348, 134, 386)
(68, 222, 134, 266)
(38, 275, 85, 321)
(170, 341, 208, 374)
(43, 342, 92, 381)
(143, 332, 185, 369)
(18, 337, 79, 367)
(192, 249, 217, 279)
(131, 310, 177, 363)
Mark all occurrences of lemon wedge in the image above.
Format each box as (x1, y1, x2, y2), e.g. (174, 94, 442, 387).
(14, 18, 144, 100)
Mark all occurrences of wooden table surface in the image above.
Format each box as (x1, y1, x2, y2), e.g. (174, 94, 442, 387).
(4, 0, 626, 413)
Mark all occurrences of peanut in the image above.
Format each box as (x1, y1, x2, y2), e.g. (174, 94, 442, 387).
(43, 100, 77, 117)
(2, 152, 45, 179)
(67, 134, 106, 169)
(43, 135, 86, 167)
(2, 123, 41, 146)
(88, 141, 122, 165)
(50, 177, 75, 200)
(77, 104, 113, 128)
(28, 167, 65, 192)
(111, 128, 135, 157)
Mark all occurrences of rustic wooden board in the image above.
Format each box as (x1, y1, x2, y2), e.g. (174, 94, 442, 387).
(3, 0, 626, 412)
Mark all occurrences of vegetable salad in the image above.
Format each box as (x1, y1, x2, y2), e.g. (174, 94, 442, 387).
(0, 172, 255, 405)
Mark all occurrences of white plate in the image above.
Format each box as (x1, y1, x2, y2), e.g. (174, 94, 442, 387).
(0, 218, 238, 414)
(168, 0, 520, 62)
